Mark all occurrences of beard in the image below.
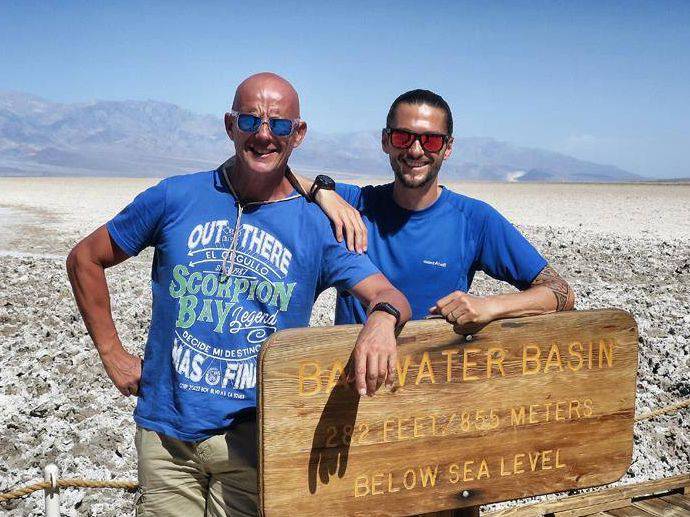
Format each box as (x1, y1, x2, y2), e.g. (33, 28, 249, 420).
(391, 158, 441, 189)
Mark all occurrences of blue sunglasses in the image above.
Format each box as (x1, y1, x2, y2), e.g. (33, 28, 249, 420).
(230, 110, 300, 137)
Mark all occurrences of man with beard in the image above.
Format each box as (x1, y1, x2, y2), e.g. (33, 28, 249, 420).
(66, 73, 410, 516)
(298, 89, 575, 326)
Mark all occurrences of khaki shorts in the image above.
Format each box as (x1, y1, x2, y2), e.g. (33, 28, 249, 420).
(135, 418, 258, 516)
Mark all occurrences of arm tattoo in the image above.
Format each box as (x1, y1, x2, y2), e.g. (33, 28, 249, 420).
(531, 265, 575, 311)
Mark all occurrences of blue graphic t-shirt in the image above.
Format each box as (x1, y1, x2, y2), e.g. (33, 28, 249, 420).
(106, 167, 378, 441)
(334, 183, 547, 323)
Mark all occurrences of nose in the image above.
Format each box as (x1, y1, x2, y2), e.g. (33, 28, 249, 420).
(254, 120, 273, 141)
(407, 138, 425, 158)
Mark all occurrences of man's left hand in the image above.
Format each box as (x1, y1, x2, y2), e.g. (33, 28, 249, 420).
(429, 291, 497, 325)
(350, 311, 398, 397)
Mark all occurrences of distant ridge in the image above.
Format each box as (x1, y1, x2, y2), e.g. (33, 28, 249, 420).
(640, 177, 690, 184)
(0, 91, 644, 182)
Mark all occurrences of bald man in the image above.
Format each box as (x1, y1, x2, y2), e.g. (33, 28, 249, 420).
(66, 72, 410, 516)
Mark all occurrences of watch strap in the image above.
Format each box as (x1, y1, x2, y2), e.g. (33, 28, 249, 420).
(368, 301, 403, 334)
(309, 174, 335, 201)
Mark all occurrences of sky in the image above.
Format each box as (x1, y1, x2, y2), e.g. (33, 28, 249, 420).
(1, 1, 689, 178)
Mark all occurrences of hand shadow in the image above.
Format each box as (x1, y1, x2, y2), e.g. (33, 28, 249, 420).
(308, 366, 360, 494)
(453, 321, 488, 337)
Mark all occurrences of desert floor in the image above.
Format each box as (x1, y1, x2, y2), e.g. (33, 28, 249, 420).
(0, 177, 688, 516)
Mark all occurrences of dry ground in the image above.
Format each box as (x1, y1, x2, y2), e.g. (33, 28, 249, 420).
(0, 177, 688, 516)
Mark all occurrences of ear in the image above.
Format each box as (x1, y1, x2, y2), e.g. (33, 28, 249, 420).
(224, 113, 234, 142)
(443, 136, 454, 160)
(290, 120, 308, 149)
(381, 129, 390, 154)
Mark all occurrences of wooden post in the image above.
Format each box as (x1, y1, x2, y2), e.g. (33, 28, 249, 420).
(44, 463, 60, 517)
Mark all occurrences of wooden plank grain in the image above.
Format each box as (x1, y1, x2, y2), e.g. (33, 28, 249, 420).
(632, 497, 690, 516)
(660, 493, 690, 511)
(605, 508, 655, 517)
(553, 498, 630, 517)
(258, 310, 638, 516)
(484, 475, 690, 516)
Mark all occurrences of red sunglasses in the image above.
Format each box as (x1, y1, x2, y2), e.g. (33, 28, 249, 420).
(384, 127, 450, 153)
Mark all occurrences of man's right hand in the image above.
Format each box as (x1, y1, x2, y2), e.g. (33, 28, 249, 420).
(314, 189, 368, 254)
(346, 275, 412, 396)
(100, 346, 142, 396)
(350, 310, 398, 396)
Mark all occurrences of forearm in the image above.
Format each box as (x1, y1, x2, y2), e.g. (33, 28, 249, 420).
(431, 265, 574, 326)
(287, 171, 335, 205)
(483, 285, 563, 320)
(349, 274, 412, 328)
(66, 247, 125, 357)
(365, 287, 412, 327)
(485, 266, 576, 319)
(286, 170, 315, 199)
(484, 263, 576, 320)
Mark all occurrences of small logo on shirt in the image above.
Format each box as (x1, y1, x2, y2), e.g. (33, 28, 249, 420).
(205, 367, 221, 385)
(423, 259, 447, 268)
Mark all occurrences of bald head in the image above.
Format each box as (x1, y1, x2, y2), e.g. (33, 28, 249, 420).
(225, 72, 307, 193)
(231, 72, 300, 118)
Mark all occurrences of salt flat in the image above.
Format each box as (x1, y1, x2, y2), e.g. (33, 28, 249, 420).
(1, 178, 689, 255)
(0, 177, 688, 516)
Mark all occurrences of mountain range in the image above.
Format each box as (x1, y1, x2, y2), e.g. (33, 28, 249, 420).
(0, 91, 644, 182)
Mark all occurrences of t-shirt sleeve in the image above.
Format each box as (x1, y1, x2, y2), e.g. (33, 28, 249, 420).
(335, 182, 364, 211)
(106, 181, 167, 256)
(318, 235, 380, 294)
(475, 206, 547, 290)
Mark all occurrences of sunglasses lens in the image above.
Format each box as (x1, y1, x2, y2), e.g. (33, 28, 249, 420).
(390, 130, 415, 149)
(237, 114, 261, 133)
(421, 134, 445, 152)
(269, 118, 294, 136)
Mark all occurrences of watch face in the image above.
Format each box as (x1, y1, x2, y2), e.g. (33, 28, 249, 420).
(316, 175, 335, 190)
(371, 302, 401, 322)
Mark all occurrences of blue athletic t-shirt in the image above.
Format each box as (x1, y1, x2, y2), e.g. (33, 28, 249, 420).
(106, 167, 378, 441)
(334, 182, 547, 323)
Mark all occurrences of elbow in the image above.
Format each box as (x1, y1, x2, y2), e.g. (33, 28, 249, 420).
(66, 242, 89, 282)
(66, 245, 79, 280)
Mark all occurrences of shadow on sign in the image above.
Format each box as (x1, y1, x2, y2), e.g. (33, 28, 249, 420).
(308, 369, 360, 494)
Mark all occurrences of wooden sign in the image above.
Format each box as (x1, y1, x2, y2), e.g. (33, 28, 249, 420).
(258, 309, 638, 516)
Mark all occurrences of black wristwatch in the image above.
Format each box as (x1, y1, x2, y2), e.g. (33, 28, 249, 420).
(368, 302, 403, 334)
(309, 174, 335, 201)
